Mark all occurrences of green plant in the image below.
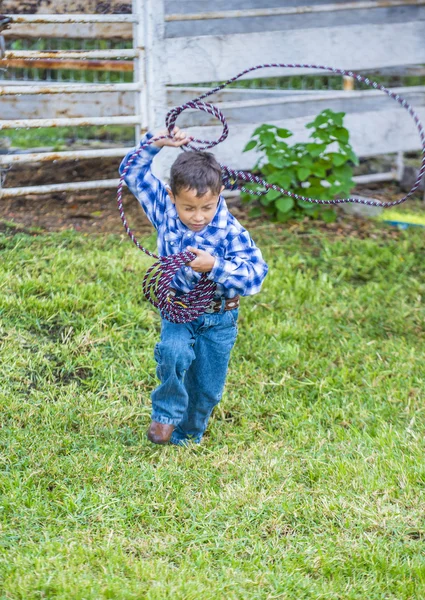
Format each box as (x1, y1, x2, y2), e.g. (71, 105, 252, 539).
(241, 109, 359, 222)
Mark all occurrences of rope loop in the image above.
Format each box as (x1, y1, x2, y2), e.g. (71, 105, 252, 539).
(118, 63, 425, 323)
(166, 99, 229, 151)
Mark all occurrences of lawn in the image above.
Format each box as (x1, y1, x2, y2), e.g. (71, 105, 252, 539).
(1, 220, 424, 599)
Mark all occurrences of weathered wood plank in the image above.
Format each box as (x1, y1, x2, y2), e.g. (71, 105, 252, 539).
(153, 107, 425, 177)
(3, 23, 132, 40)
(0, 87, 307, 119)
(4, 2, 424, 39)
(2, 0, 131, 38)
(165, 0, 360, 10)
(175, 87, 425, 128)
(0, 91, 136, 119)
(164, 6, 425, 39)
(0, 0, 389, 13)
(167, 88, 316, 105)
(164, 22, 425, 84)
(1, 0, 131, 13)
(2, 85, 423, 126)
(1, 58, 133, 71)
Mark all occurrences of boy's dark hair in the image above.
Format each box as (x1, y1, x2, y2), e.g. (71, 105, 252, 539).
(169, 151, 222, 197)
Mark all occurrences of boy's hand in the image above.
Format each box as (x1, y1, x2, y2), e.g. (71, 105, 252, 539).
(186, 247, 216, 273)
(152, 126, 193, 148)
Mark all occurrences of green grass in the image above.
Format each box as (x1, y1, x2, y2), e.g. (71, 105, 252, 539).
(1, 221, 425, 599)
(0, 126, 135, 151)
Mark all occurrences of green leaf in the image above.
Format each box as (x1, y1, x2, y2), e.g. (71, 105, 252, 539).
(341, 181, 354, 194)
(248, 206, 262, 218)
(333, 164, 353, 181)
(297, 167, 311, 182)
(306, 186, 327, 200)
(313, 165, 328, 178)
(260, 195, 272, 206)
(306, 143, 327, 157)
(259, 131, 276, 147)
(252, 124, 274, 136)
(276, 128, 293, 139)
(261, 163, 277, 177)
(306, 114, 328, 129)
(321, 208, 337, 223)
(243, 140, 257, 152)
(333, 127, 349, 143)
(331, 112, 345, 127)
(276, 210, 293, 223)
(312, 130, 331, 142)
(267, 172, 292, 189)
(275, 197, 295, 213)
(297, 199, 315, 210)
(330, 153, 347, 166)
(299, 155, 313, 168)
(342, 147, 359, 165)
(265, 188, 282, 201)
(268, 152, 288, 168)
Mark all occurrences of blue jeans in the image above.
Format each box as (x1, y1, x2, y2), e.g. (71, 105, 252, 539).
(151, 304, 239, 445)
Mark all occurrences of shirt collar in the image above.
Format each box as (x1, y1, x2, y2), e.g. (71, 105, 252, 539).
(165, 194, 228, 230)
(209, 196, 228, 229)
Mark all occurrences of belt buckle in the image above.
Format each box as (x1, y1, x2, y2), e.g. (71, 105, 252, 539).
(205, 298, 220, 313)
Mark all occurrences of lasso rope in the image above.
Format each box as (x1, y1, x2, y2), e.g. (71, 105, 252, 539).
(117, 63, 425, 323)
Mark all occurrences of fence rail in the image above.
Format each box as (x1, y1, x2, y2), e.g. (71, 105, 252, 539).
(164, 0, 425, 21)
(1, 58, 133, 72)
(0, 179, 122, 198)
(0, 83, 139, 94)
(3, 14, 137, 24)
(0, 116, 139, 129)
(3, 50, 137, 59)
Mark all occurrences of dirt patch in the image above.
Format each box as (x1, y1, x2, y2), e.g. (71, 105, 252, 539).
(1, 156, 155, 234)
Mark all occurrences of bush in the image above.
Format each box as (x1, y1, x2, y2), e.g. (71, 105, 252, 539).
(241, 109, 359, 223)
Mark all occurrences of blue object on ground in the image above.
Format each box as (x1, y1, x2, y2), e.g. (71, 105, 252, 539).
(383, 220, 425, 229)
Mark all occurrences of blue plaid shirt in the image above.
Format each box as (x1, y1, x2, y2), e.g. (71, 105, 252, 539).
(119, 133, 269, 298)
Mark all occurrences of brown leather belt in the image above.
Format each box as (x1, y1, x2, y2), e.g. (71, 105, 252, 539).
(204, 295, 240, 313)
(169, 288, 240, 313)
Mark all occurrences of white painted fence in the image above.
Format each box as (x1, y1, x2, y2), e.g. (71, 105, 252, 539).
(1, 0, 425, 198)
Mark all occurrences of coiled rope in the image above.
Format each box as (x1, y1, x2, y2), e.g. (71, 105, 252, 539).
(117, 63, 425, 323)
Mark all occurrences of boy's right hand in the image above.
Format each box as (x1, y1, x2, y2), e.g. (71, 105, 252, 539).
(152, 126, 193, 148)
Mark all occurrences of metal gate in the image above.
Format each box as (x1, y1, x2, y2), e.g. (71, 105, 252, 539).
(0, 0, 157, 198)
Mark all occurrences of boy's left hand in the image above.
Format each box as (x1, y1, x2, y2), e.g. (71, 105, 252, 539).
(186, 247, 216, 273)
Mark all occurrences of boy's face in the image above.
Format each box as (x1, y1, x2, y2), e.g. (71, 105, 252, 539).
(168, 186, 224, 231)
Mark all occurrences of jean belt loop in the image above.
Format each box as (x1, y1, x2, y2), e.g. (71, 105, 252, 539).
(220, 297, 226, 313)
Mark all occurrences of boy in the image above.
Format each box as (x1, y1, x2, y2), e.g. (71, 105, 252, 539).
(119, 126, 268, 446)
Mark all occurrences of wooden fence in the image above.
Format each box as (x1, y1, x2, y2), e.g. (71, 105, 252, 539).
(1, 0, 425, 197)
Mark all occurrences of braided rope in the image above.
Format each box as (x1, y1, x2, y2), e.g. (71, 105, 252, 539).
(117, 63, 425, 323)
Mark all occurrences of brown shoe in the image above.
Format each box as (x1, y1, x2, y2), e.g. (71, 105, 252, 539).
(146, 421, 175, 445)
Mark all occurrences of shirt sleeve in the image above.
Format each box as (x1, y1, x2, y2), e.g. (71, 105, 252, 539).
(118, 131, 168, 230)
(206, 229, 269, 296)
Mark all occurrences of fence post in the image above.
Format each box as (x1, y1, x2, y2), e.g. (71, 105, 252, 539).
(343, 75, 354, 91)
(136, 0, 166, 141)
(132, 0, 146, 143)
